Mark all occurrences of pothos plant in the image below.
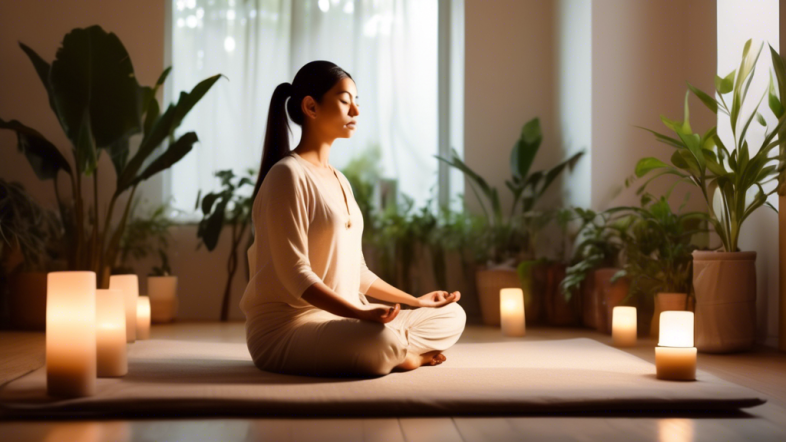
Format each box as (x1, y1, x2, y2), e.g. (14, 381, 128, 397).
(195, 169, 255, 322)
(0, 25, 223, 288)
(634, 39, 786, 252)
(435, 118, 584, 267)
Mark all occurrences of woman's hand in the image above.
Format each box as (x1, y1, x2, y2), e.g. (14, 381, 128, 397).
(415, 291, 461, 308)
(353, 303, 400, 323)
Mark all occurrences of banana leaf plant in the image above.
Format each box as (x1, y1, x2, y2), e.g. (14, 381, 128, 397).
(0, 25, 223, 287)
(634, 39, 786, 252)
(195, 169, 255, 322)
(435, 117, 584, 266)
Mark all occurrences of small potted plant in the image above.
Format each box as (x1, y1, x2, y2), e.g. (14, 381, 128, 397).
(611, 192, 707, 337)
(0, 179, 66, 330)
(436, 117, 584, 326)
(148, 249, 178, 323)
(559, 208, 631, 333)
(634, 39, 786, 352)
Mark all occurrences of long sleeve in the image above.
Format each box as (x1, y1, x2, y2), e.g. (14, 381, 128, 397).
(358, 248, 379, 295)
(262, 164, 323, 300)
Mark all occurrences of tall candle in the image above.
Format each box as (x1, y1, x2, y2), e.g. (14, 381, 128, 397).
(109, 274, 139, 343)
(46, 271, 96, 397)
(96, 289, 128, 377)
(655, 311, 697, 381)
(612, 306, 637, 347)
(500, 288, 526, 337)
(136, 296, 151, 340)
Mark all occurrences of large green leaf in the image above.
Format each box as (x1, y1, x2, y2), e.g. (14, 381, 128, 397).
(0, 118, 72, 179)
(49, 25, 141, 151)
(510, 118, 541, 179)
(18, 43, 59, 120)
(715, 70, 735, 95)
(635, 157, 669, 177)
(129, 132, 199, 187)
(687, 82, 718, 114)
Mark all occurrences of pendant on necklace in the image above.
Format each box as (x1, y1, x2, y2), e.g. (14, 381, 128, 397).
(345, 219, 352, 229)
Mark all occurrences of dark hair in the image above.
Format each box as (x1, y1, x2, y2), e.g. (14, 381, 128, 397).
(252, 61, 353, 202)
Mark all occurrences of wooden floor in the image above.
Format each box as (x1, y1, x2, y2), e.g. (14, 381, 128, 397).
(2, 321, 786, 442)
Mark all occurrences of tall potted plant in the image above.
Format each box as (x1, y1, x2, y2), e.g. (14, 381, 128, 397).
(195, 169, 255, 322)
(634, 39, 786, 352)
(436, 117, 584, 325)
(0, 25, 223, 288)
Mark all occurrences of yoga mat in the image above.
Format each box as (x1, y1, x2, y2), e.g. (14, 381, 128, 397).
(0, 338, 766, 417)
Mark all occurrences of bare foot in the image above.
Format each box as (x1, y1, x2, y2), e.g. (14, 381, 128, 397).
(393, 350, 446, 372)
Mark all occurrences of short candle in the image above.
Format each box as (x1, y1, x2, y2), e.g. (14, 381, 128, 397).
(500, 288, 526, 337)
(655, 311, 696, 381)
(136, 296, 151, 340)
(612, 306, 637, 347)
(96, 289, 128, 377)
(46, 271, 97, 397)
(109, 274, 139, 343)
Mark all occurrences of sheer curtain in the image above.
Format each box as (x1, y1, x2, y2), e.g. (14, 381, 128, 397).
(166, 0, 440, 220)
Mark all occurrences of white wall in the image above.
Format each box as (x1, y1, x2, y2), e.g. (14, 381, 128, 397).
(717, 0, 780, 347)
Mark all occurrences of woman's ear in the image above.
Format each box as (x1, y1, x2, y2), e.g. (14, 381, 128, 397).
(301, 95, 318, 121)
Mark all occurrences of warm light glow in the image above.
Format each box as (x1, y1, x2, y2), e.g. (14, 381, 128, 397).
(136, 296, 151, 340)
(96, 289, 128, 377)
(46, 271, 96, 397)
(109, 274, 139, 343)
(612, 306, 637, 347)
(500, 288, 525, 337)
(658, 418, 694, 442)
(659, 311, 694, 347)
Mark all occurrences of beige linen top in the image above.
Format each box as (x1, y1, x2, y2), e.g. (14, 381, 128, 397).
(240, 151, 379, 316)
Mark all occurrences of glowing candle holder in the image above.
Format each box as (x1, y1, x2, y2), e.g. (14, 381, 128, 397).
(655, 311, 697, 381)
(500, 288, 526, 337)
(136, 296, 151, 340)
(612, 306, 637, 347)
(109, 274, 139, 343)
(46, 271, 96, 397)
(96, 289, 128, 377)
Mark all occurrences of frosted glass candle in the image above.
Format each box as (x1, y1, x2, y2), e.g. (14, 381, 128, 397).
(96, 289, 128, 377)
(656, 311, 697, 381)
(136, 296, 151, 340)
(109, 274, 139, 343)
(612, 306, 637, 347)
(500, 288, 526, 337)
(46, 271, 96, 397)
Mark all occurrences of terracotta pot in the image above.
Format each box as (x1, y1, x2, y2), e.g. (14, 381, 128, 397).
(692, 250, 757, 353)
(475, 267, 521, 326)
(546, 263, 581, 326)
(650, 293, 688, 339)
(581, 271, 597, 329)
(148, 275, 178, 323)
(594, 268, 630, 335)
(7, 271, 47, 330)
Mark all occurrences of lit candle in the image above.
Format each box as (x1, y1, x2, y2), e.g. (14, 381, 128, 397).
(500, 288, 526, 337)
(655, 311, 697, 381)
(46, 271, 96, 397)
(136, 296, 151, 340)
(109, 274, 139, 343)
(96, 289, 128, 377)
(612, 306, 637, 347)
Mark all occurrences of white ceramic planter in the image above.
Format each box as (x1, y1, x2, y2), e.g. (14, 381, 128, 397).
(147, 275, 178, 323)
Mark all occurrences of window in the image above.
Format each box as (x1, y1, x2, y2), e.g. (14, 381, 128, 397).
(164, 0, 464, 221)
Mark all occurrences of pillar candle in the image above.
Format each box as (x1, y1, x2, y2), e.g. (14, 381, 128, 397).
(109, 274, 139, 343)
(136, 296, 151, 340)
(46, 271, 96, 397)
(96, 289, 128, 377)
(500, 288, 526, 337)
(612, 306, 637, 347)
(655, 311, 697, 381)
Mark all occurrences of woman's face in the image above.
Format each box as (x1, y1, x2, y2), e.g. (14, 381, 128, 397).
(302, 77, 360, 139)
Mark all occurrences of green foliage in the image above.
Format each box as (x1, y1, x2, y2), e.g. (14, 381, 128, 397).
(0, 25, 223, 287)
(151, 249, 172, 277)
(634, 39, 786, 252)
(435, 117, 585, 265)
(612, 192, 708, 307)
(115, 198, 177, 274)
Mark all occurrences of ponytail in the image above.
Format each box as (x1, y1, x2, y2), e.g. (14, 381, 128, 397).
(252, 61, 353, 203)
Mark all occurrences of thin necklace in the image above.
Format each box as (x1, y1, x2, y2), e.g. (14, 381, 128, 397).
(328, 164, 352, 229)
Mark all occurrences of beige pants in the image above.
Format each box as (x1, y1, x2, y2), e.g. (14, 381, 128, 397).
(245, 302, 467, 377)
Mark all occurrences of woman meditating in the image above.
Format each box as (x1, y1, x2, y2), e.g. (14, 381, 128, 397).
(240, 61, 466, 377)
